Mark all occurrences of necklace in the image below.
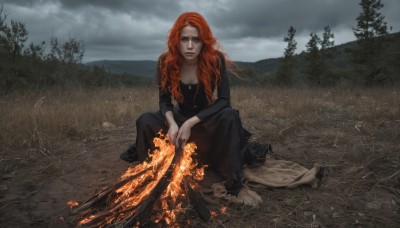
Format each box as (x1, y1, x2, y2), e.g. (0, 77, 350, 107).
(188, 84, 192, 90)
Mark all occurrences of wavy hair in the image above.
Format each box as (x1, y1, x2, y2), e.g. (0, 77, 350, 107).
(159, 12, 224, 103)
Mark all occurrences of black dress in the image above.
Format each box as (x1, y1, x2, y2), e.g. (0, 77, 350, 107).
(129, 54, 249, 195)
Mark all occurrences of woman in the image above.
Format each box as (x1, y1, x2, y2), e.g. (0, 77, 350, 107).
(121, 12, 250, 195)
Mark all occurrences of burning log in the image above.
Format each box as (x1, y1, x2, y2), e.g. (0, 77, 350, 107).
(69, 133, 211, 227)
(123, 144, 185, 226)
(71, 167, 152, 215)
(184, 177, 211, 221)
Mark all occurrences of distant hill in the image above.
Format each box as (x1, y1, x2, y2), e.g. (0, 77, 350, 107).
(85, 32, 399, 79)
(84, 46, 356, 78)
(85, 60, 157, 78)
(252, 57, 281, 75)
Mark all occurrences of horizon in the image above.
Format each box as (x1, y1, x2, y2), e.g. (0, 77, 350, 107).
(83, 31, 365, 64)
(2, 0, 400, 63)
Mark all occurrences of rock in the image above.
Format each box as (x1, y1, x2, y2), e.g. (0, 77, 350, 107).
(102, 122, 116, 129)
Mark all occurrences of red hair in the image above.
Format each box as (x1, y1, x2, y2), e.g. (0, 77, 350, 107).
(159, 12, 223, 103)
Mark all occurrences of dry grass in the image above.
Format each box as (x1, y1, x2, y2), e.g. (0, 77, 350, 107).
(0, 87, 157, 170)
(0, 86, 399, 227)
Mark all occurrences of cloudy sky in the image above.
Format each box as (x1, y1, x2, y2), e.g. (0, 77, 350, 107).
(2, 0, 399, 62)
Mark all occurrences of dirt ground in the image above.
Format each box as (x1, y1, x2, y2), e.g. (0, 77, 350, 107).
(1, 90, 399, 227)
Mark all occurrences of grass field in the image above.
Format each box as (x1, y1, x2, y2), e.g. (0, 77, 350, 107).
(0, 87, 399, 227)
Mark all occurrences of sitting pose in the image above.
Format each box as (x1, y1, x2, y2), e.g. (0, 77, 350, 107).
(121, 12, 253, 195)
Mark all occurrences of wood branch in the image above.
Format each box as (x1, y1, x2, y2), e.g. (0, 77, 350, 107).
(73, 175, 155, 226)
(122, 144, 185, 227)
(72, 166, 152, 214)
(73, 143, 210, 227)
(184, 177, 211, 221)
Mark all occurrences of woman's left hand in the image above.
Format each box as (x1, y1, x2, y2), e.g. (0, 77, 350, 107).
(176, 116, 200, 148)
(176, 121, 191, 148)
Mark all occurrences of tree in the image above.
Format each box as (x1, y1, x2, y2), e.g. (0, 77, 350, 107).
(0, 7, 30, 92)
(321, 26, 335, 51)
(23, 41, 46, 59)
(352, 0, 389, 85)
(1, 6, 28, 60)
(62, 38, 85, 64)
(276, 26, 297, 86)
(4, 20, 28, 59)
(305, 33, 322, 85)
(48, 36, 85, 64)
(0, 5, 9, 58)
(0, 5, 9, 91)
(0, 5, 8, 51)
(321, 26, 336, 85)
(0, 5, 89, 92)
(304, 26, 335, 86)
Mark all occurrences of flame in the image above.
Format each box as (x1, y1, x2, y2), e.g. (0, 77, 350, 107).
(66, 200, 79, 209)
(220, 206, 228, 214)
(74, 131, 205, 226)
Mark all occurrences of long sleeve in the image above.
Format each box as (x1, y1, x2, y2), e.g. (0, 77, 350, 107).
(196, 55, 230, 121)
(156, 59, 174, 116)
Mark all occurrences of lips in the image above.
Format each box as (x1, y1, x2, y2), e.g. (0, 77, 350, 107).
(185, 52, 195, 56)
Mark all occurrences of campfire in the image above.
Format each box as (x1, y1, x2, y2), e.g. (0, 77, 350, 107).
(67, 132, 212, 227)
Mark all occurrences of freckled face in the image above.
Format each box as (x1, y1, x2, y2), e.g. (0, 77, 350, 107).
(179, 25, 203, 63)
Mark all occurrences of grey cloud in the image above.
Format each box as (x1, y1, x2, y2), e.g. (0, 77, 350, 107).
(58, 0, 181, 20)
(3, 0, 181, 19)
(207, 0, 361, 39)
(2, 0, 56, 7)
(1, 0, 399, 62)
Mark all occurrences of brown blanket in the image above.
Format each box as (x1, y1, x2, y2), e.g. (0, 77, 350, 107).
(212, 159, 321, 207)
(244, 159, 321, 188)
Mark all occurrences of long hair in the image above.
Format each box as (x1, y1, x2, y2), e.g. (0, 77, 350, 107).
(159, 12, 223, 103)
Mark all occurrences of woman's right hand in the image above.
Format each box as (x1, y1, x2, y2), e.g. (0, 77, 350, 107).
(167, 123, 179, 146)
(165, 111, 178, 146)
